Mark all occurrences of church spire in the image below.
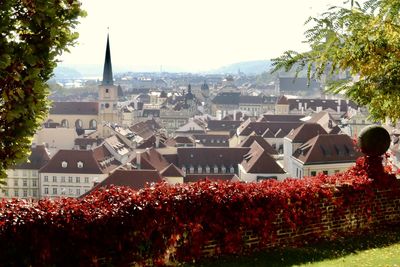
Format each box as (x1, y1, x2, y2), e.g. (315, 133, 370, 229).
(102, 34, 113, 86)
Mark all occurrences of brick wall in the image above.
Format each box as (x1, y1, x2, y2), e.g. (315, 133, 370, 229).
(198, 183, 400, 258)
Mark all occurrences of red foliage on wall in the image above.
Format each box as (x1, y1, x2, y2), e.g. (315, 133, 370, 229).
(0, 157, 399, 266)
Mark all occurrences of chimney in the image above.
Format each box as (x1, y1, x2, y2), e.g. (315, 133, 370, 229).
(298, 102, 302, 110)
(338, 98, 341, 106)
(337, 105, 341, 113)
(233, 110, 236, 121)
(155, 134, 160, 148)
(304, 102, 307, 110)
(126, 162, 132, 170)
(136, 151, 141, 169)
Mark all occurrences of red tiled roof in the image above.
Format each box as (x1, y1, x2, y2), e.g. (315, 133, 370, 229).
(285, 123, 327, 143)
(276, 95, 289, 105)
(238, 135, 278, 155)
(90, 169, 162, 191)
(239, 122, 303, 137)
(241, 142, 285, 174)
(160, 163, 184, 177)
(293, 134, 361, 164)
(132, 148, 170, 171)
(40, 150, 105, 174)
(49, 102, 98, 115)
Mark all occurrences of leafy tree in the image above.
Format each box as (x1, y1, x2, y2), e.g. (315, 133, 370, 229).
(0, 0, 85, 179)
(272, 0, 400, 122)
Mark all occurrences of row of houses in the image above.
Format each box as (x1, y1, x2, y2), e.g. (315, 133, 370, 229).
(1, 111, 367, 200)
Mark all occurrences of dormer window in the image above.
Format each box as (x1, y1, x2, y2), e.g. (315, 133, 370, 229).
(61, 161, 68, 168)
(77, 161, 84, 168)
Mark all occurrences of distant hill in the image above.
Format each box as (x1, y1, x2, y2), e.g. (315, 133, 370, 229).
(53, 66, 82, 79)
(211, 60, 272, 75)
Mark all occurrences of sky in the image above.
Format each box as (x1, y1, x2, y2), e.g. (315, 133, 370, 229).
(59, 0, 345, 73)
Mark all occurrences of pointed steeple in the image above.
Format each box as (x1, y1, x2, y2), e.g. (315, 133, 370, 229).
(102, 34, 113, 86)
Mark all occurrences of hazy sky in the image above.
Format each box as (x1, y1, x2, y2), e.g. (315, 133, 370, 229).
(59, 0, 345, 72)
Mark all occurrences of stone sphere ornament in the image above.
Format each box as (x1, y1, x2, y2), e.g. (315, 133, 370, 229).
(357, 125, 391, 157)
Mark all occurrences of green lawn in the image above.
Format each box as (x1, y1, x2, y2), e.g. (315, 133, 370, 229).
(185, 226, 400, 267)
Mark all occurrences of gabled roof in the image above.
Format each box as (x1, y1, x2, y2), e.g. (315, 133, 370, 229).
(129, 121, 156, 139)
(49, 102, 98, 115)
(133, 148, 170, 171)
(92, 144, 121, 173)
(40, 150, 105, 174)
(308, 111, 338, 133)
(90, 169, 162, 191)
(160, 163, 184, 177)
(238, 135, 278, 155)
(240, 142, 285, 174)
(292, 134, 361, 165)
(14, 145, 50, 170)
(276, 95, 289, 105)
(175, 120, 205, 133)
(285, 123, 327, 143)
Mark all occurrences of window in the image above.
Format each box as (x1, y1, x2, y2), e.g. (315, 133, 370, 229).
(68, 176, 73, 183)
(53, 176, 57, 183)
(32, 180, 37, 187)
(14, 179, 18, 186)
(310, 171, 317, 176)
(62, 161, 68, 168)
(3, 189, 8, 197)
(334, 170, 340, 174)
(230, 167, 235, 173)
(23, 179, 27, 187)
(14, 190, 19, 197)
(32, 170, 38, 177)
(61, 176, 66, 183)
(13, 169, 18, 176)
(221, 166, 226, 173)
(22, 170, 27, 177)
(76, 188, 80, 196)
(76, 177, 80, 183)
(214, 166, 218, 173)
(84, 177, 89, 183)
(323, 171, 328, 175)
(105, 88, 109, 93)
(23, 190, 28, 198)
(77, 161, 83, 168)
(53, 188, 57, 195)
(44, 188, 49, 195)
(44, 176, 48, 182)
(32, 189, 37, 198)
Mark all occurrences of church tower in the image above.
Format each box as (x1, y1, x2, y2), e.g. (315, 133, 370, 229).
(98, 34, 119, 134)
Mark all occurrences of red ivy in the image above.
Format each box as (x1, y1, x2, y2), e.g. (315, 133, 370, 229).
(0, 157, 399, 266)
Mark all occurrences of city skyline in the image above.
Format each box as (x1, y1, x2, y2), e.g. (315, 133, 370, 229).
(60, 0, 347, 72)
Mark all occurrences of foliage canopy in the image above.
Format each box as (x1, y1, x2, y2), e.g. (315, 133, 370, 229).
(272, 0, 400, 122)
(0, 0, 85, 179)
